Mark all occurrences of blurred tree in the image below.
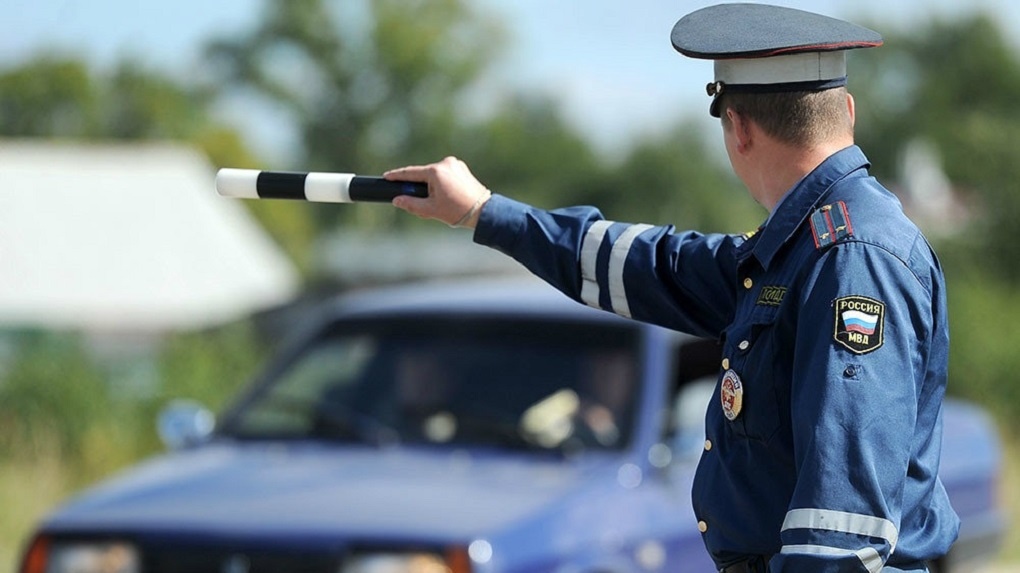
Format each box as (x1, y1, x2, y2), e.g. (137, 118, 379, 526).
(450, 97, 751, 231)
(849, 13, 1020, 429)
(206, 0, 505, 230)
(0, 55, 213, 141)
(599, 123, 758, 231)
(0, 56, 98, 136)
(850, 13, 1020, 278)
(453, 95, 606, 209)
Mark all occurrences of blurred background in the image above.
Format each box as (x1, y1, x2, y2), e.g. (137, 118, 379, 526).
(2, 0, 1020, 569)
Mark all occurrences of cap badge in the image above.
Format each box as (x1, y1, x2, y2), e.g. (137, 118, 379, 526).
(720, 369, 744, 421)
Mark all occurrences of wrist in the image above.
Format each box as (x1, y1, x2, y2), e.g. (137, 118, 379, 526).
(449, 190, 492, 229)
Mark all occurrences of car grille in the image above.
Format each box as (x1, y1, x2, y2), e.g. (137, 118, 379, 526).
(142, 546, 343, 573)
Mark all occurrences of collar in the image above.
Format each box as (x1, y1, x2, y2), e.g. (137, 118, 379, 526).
(735, 145, 870, 269)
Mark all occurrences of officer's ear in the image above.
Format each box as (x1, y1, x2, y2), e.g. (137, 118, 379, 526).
(846, 92, 856, 129)
(724, 108, 753, 153)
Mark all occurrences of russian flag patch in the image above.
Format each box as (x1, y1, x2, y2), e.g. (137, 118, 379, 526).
(834, 295, 885, 354)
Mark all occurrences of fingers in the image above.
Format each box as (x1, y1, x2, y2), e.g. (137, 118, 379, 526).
(383, 156, 463, 183)
(382, 164, 431, 183)
(391, 193, 434, 219)
(386, 156, 489, 227)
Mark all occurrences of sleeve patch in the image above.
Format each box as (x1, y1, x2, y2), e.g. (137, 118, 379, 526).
(811, 201, 854, 250)
(834, 295, 885, 354)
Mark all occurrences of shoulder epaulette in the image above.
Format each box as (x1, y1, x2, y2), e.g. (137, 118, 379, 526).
(810, 201, 854, 250)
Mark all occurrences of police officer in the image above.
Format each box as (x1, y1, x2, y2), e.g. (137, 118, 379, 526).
(385, 4, 959, 572)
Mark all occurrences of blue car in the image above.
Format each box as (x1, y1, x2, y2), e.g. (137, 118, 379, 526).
(20, 278, 1004, 573)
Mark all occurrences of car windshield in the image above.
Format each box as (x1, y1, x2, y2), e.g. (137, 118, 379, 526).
(220, 315, 641, 452)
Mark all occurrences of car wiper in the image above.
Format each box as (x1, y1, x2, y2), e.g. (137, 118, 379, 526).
(316, 400, 401, 446)
(253, 394, 399, 446)
(454, 414, 567, 456)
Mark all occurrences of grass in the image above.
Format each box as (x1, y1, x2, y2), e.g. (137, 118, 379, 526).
(996, 434, 1020, 564)
(0, 454, 69, 572)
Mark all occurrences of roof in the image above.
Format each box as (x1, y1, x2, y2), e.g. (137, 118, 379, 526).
(0, 140, 299, 332)
(330, 275, 647, 326)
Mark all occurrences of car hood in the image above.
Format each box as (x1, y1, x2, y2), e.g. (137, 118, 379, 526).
(45, 441, 620, 542)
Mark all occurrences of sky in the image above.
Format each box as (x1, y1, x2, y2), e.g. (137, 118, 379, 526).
(5, 0, 1020, 160)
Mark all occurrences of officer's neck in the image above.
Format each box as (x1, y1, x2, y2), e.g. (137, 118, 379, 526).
(744, 136, 853, 212)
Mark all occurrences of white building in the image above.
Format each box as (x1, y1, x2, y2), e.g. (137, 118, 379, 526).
(0, 140, 299, 333)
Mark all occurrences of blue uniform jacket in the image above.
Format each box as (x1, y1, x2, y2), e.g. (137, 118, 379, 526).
(473, 145, 960, 572)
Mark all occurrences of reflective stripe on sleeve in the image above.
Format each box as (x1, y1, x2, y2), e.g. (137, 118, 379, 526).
(781, 509, 898, 549)
(780, 508, 897, 573)
(580, 220, 613, 309)
(607, 224, 654, 318)
(779, 545, 883, 573)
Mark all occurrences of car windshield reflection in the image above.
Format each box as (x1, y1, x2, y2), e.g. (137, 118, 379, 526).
(220, 317, 641, 453)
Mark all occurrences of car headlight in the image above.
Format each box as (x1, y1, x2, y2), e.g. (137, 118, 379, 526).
(20, 536, 139, 573)
(340, 550, 470, 573)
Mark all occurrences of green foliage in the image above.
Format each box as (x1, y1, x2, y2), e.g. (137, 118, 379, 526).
(0, 55, 207, 141)
(944, 268, 1020, 433)
(0, 322, 263, 480)
(133, 322, 265, 456)
(0, 56, 98, 136)
(451, 98, 751, 230)
(453, 96, 606, 209)
(851, 13, 1020, 279)
(0, 332, 111, 464)
(0, 324, 264, 570)
(207, 0, 505, 231)
(600, 123, 759, 231)
(156, 322, 265, 415)
(847, 12, 1020, 431)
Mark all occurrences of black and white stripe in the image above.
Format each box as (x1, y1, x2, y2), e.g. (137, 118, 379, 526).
(215, 168, 428, 203)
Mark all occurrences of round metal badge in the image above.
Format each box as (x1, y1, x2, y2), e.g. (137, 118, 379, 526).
(720, 369, 744, 421)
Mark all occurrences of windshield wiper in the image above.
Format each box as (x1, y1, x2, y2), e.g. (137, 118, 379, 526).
(315, 400, 400, 446)
(245, 394, 399, 446)
(453, 413, 568, 455)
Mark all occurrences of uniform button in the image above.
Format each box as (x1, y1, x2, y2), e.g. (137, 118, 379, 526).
(738, 340, 750, 351)
(743, 277, 753, 289)
(704, 439, 712, 451)
(697, 520, 708, 533)
(721, 358, 730, 370)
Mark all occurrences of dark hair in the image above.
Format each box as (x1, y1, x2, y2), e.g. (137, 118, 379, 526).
(718, 87, 852, 146)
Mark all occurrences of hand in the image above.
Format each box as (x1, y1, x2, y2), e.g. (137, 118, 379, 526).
(384, 156, 491, 228)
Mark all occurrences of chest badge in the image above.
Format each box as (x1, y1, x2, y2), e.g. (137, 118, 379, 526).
(834, 295, 885, 354)
(756, 285, 787, 307)
(720, 370, 744, 421)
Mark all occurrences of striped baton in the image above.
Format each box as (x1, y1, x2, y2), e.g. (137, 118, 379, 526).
(215, 169, 428, 203)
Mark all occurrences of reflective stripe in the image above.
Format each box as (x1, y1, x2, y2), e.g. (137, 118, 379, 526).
(782, 508, 898, 549)
(780, 545, 883, 573)
(580, 220, 612, 309)
(607, 224, 654, 318)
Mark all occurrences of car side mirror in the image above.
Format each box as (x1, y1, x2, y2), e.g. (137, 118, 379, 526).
(158, 399, 215, 450)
